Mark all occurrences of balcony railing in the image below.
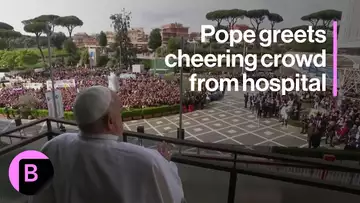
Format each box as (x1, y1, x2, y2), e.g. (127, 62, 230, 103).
(1, 117, 360, 203)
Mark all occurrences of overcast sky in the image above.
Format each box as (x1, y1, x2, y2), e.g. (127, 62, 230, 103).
(0, 0, 348, 35)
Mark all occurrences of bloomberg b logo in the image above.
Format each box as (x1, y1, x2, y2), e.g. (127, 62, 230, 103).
(8, 150, 54, 195)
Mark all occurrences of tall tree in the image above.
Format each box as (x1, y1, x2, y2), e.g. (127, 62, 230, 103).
(302, 10, 341, 34)
(63, 39, 77, 55)
(268, 13, 283, 30)
(110, 9, 136, 70)
(224, 9, 247, 28)
(98, 31, 108, 48)
(301, 13, 320, 28)
(0, 39, 7, 50)
(148, 28, 162, 51)
(23, 20, 47, 62)
(0, 22, 22, 50)
(316, 10, 342, 32)
(206, 10, 227, 27)
(246, 9, 270, 46)
(167, 37, 181, 54)
(0, 22, 14, 30)
(63, 38, 80, 65)
(32, 15, 60, 34)
(51, 32, 67, 49)
(56, 16, 83, 38)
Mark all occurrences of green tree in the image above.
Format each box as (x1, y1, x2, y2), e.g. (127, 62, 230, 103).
(224, 9, 247, 28)
(148, 28, 162, 51)
(206, 10, 227, 28)
(32, 15, 60, 34)
(0, 39, 7, 50)
(316, 10, 342, 32)
(23, 20, 47, 63)
(56, 16, 83, 38)
(301, 10, 341, 32)
(63, 40, 80, 66)
(98, 31, 108, 49)
(167, 37, 181, 54)
(0, 22, 13, 30)
(97, 55, 109, 66)
(63, 39, 77, 55)
(51, 32, 67, 49)
(110, 9, 136, 70)
(8, 36, 37, 49)
(267, 13, 283, 30)
(81, 49, 90, 65)
(246, 9, 270, 46)
(301, 13, 320, 28)
(0, 22, 22, 50)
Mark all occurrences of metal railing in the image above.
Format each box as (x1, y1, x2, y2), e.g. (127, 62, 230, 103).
(1, 117, 360, 203)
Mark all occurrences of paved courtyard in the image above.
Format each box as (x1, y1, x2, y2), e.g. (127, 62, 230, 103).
(0, 91, 311, 149)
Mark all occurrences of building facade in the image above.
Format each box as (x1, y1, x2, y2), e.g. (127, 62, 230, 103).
(128, 28, 148, 51)
(105, 29, 148, 50)
(73, 32, 98, 48)
(105, 31, 116, 44)
(161, 23, 189, 44)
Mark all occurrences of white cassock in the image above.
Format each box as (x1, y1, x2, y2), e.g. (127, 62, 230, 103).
(30, 133, 185, 203)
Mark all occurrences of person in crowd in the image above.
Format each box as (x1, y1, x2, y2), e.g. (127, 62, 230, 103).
(249, 94, 254, 111)
(244, 92, 249, 108)
(325, 120, 337, 147)
(300, 114, 309, 134)
(31, 86, 185, 203)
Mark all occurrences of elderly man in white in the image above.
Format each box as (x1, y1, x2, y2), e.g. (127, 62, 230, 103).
(31, 86, 185, 203)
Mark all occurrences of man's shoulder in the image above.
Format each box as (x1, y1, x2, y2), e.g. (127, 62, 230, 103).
(42, 133, 78, 149)
(50, 132, 78, 142)
(119, 142, 164, 166)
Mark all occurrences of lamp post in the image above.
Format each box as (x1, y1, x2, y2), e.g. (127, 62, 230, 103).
(47, 24, 58, 121)
(178, 37, 184, 139)
(242, 41, 246, 74)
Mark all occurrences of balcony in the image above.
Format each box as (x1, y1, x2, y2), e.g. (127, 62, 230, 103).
(1, 118, 360, 203)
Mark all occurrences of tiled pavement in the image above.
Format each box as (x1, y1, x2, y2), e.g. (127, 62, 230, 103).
(0, 90, 312, 149)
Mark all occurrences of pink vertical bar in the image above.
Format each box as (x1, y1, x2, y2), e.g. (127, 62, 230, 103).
(332, 21, 338, 97)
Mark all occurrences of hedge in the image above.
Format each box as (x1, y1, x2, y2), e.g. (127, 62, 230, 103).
(0, 105, 180, 121)
(271, 146, 360, 161)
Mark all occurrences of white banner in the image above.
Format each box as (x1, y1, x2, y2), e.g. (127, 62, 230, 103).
(119, 73, 136, 79)
(46, 79, 76, 90)
(23, 83, 43, 90)
(45, 90, 64, 118)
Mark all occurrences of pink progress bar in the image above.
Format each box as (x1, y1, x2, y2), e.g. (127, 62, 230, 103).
(332, 20, 338, 97)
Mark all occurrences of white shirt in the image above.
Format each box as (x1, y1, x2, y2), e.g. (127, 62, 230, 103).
(30, 133, 185, 203)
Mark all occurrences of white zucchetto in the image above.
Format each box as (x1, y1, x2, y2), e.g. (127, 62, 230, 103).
(73, 86, 112, 125)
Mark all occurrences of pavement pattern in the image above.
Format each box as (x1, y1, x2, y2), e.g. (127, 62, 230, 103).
(0, 91, 312, 149)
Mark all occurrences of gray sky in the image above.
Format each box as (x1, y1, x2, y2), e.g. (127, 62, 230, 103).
(0, 0, 348, 35)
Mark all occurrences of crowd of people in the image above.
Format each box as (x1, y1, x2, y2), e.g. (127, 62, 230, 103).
(243, 90, 302, 126)
(241, 88, 360, 150)
(0, 66, 201, 112)
(2, 66, 360, 150)
(300, 92, 360, 150)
